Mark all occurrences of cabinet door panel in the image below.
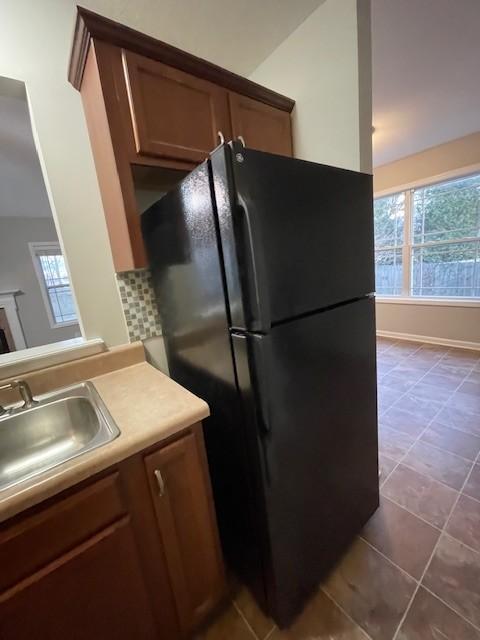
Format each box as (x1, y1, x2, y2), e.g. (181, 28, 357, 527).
(0, 472, 125, 593)
(0, 518, 160, 640)
(229, 92, 293, 156)
(144, 431, 225, 633)
(123, 50, 231, 163)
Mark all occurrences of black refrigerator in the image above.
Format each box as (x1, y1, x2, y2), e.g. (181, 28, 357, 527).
(142, 141, 379, 627)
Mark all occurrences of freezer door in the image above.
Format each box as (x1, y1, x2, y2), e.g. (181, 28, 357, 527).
(212, 142, 374, 332)
(231, 297, 379, 626)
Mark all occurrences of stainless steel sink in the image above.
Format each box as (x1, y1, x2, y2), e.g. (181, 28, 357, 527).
(0, 382, 120, 492)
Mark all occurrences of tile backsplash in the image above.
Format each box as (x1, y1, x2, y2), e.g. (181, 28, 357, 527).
(116, 269, 162, 342)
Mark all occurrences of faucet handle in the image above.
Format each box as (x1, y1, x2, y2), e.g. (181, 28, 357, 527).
(0, 379, 38, 410)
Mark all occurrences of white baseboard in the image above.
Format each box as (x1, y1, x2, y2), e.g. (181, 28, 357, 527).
(376, 330, 480, 352)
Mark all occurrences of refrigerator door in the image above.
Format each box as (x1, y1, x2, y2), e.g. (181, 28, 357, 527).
(141, 162, 269, 603)
(231, 297, 379, 626)
(211, 142, 374, 332)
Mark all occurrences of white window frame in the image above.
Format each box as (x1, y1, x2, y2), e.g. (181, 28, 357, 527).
(374, 164, 480, 307)
(29, 242, 78, 328)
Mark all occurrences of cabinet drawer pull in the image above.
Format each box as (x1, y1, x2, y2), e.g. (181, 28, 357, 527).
(154, 469, 166, 497)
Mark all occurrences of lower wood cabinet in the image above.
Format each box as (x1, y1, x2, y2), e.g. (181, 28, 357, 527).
(0, 424, 225, 639)
(145, 432, 225, 634)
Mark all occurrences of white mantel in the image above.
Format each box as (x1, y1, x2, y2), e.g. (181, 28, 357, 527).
(0, 290, 26, 351)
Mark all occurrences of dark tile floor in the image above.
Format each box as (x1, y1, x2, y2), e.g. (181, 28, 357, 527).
(197, 339, 480, 640)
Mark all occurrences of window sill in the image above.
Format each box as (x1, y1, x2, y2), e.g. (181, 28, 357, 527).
(375, 296, 480, 308)
(50, 319, 79, 330)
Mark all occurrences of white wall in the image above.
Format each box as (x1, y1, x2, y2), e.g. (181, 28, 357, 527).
(250, 0, 372, 173)
(0, 0, 129, 347)
(374, 133, 480, 348)
(0, 217, 80, 348)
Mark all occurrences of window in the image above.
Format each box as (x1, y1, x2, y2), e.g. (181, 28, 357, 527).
(374, 192, 405, 295)
(374, 173, 480, 300)
(30, 243, 78, 327)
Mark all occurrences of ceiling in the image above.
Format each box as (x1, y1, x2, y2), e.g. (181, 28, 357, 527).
(0, 78, 53, 218)
(83, 0, 324, 76)
(372, 0, 480, 167)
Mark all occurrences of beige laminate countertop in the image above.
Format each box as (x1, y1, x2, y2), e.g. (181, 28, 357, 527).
(0, 362, 209, 524)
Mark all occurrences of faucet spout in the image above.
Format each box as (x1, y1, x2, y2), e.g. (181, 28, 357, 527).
(15, 380, 38, 409)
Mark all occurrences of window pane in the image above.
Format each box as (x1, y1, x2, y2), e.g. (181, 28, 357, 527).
(39, 254, 70, 287)
(413, 173, 480, 244)
(411, 241, 480, 298)
(375, 249, 403, 295)
(374, 192, 405, 248)
(47, 285, 77, 323)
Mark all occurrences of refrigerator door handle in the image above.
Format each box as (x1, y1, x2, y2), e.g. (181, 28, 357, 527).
(251, 336, 271, 435)
(231, 332, 271, 436)
(256, 387, 271, 434)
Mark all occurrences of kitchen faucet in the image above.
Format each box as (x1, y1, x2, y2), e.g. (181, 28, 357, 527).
(0, 379, 38, 416)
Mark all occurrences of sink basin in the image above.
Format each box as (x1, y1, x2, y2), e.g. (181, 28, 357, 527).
(0, 382, 120, 492)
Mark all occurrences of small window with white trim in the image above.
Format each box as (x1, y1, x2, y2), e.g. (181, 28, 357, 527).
(29, 242, 78, 327)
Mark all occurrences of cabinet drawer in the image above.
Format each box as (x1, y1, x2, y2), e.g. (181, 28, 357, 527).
(0, 472, 126, 593)
(123, 50, 231, 163)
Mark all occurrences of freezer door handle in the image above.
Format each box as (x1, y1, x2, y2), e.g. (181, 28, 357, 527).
(237, 196, 263, 328)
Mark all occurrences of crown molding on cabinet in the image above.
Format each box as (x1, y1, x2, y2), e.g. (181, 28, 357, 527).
(68, 6, 295, 113)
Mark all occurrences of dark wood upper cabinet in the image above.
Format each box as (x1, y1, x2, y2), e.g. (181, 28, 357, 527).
(68, 7, 295, 270)
(229, 92, 293, 157)
(144, 430, 225, 634)
(123, 51, 232, 163)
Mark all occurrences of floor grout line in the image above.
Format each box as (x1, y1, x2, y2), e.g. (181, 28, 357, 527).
(380, 470, 480, 528)
(359, 342, 479, 640)
(395, 434, 477, 464)
(358, 535, 420, 583)
(390, 429, 480, 639)
(263, 627, 276, 640)
(320, 588, 373, 639)
(420, 584, 480, 633)
(377, 347, 455, 518)
(379, 351, 478, 495)
(358, 529, 480, 635)
(383, 458, 475, 495)
(376, 342, 480, 639)
(231, 600, 265, 640)
(377, 493, 445, 532)
(379, 457, 401, 488)
(440, 530, 480, 558)
(459, 488, 480, 506)
(366, 495, 480, 568)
